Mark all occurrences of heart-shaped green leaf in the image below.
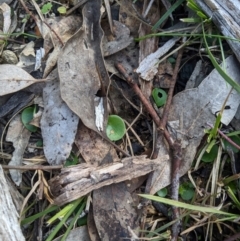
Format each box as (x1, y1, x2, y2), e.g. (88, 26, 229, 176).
(106, 115, 126, 141)
(152, 88, 167, 107)
(21, 106, 38, 132)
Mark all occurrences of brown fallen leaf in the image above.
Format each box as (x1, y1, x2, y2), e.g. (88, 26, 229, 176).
(75, 122, 119, 166)
(36, 15, 82, 55)
(0, 64, 47, 96)
(58, 0, 109, 134)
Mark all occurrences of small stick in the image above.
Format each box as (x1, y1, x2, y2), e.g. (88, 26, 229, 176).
(115, 57, 184, 240)
(66, 0, 89, 16)
(160, 48, 184, 130)
(207, 123, 240, 150)
(115, 62, 173, 146)
(2, 165, 63, 170)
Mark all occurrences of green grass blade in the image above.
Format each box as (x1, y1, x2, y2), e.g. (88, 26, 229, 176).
(202, 24, 240, 93)
(46, 198, 83, 241)
(60, 199, 86, 241)
(139, 194, 238, 217)
(21, 205, 59, 226)
(152, 0, 185, 31)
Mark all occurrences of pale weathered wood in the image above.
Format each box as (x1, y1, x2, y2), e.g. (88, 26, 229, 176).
(48, 155, 169, 205)
(0, 165, 25, 241)
(195, 0, 240, 63)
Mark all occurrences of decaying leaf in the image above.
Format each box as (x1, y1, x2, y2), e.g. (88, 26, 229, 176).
(41, 69, 79, 165)
(104, 43, 139, 81)
(6, 115, 31, 185)
(0, 91, 34, 118)
(16, 41, 36, 69)
(93, 183, 139, 240)
(149, 55, 240, 194)
(58, 0, 109, 134)
(0, 64, 47, 96)
(36, 15, 82, 55)
(118, 0, 143, 37)
(75, 122, 119, 166)
(102, 20, 133, 56)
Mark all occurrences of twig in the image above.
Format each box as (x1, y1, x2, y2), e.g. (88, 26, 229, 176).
(115, 62, 173, 146)
(160, 48, 184, 130)
(66, 0, 89, 16)
(115, 60, 184, 240)
(143, 0, 155, 18)
(2, 165, 63, 170)
(223, 232, 240, 241)
(207, 123, 240, 150)
(19, 0, 64, 46)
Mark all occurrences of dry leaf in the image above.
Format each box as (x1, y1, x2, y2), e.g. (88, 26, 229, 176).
(149, 55, 240, 194)
(0, 64, 46, 96)
(75, 122, 119, 166)
(93, 183, 139, 240)
(58, 0, 109, 134)
(102, 20, 133, 56)
(16, 41, 36, 68)
(36, 15, 82, 55)
(6, 115, 31, 185)
(41, 69, 79, 165)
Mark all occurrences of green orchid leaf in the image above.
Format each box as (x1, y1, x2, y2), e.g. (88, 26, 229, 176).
(106, 115, 126, 141)
(152, 88, 167, 107)
(21, 106, 38, 132)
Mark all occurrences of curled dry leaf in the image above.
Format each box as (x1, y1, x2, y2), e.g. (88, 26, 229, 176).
(0, 64, 46, 96)
(58, 0, 109, 134)
(40, 69, 79, 165)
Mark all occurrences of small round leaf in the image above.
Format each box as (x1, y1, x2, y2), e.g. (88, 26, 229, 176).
(152, 88, 167, 107)
(21, 106, 38, 132)
(157, 187, 168, 197)
(57, 6, 67, 14)
(201, 144, 218, 162)
(106, 115, 126, 141)
(179, 182, 195, 201)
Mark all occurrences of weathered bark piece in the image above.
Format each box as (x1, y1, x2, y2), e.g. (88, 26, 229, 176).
(136, 37, 180, 81)
(138, 0, 160, 98)
(0, 165, 25, 241)
(195, 0, 240, 63)
(48, 154, 169, 205)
